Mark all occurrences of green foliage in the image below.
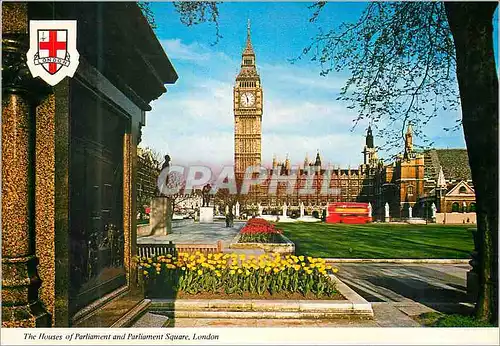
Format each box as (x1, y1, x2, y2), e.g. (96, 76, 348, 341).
(173, 1, 222, 45)
(238, 233, 283, 244)
(137, 2, 157, 30)
(279, 222, 474, 259)
(418, 312, 497, 327)
(297, 2, 461, 152)
(434, 314, 496, 327)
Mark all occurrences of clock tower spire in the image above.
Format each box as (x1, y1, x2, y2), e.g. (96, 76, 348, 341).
(234, 21, 263, 187)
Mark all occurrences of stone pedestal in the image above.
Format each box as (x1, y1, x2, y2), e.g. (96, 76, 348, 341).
(200, 207, 214, 223)
(150, 197, 172, 235)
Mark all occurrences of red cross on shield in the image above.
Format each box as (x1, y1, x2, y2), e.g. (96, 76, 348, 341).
(37, 29, 69, 75)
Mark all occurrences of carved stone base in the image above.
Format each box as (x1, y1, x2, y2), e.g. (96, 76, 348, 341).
(2, 302, 51, 328)
(1, 256, 51, 327)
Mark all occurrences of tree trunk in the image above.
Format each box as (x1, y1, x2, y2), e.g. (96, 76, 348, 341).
(445, 2, 498, 324)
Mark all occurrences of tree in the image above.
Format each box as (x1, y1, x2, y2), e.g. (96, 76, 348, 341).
(298, 1, 497, 324)
(161, 1, 498, 323)
(136, 146, 162, 219)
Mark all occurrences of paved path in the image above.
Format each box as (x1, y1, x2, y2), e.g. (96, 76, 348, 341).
(137, 221, 244, 248)
(330, 263, 473, 315)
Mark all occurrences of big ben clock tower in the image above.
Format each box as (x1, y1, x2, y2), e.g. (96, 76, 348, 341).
(234, 20, 263, 185)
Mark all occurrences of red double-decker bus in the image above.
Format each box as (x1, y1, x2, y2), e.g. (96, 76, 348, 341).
(326, 202, 371, 224)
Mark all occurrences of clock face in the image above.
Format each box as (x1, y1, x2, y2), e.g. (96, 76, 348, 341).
(240, 92, 255, 107)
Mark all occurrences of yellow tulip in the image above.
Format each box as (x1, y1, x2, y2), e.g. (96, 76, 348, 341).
(229, 270, 236, 275)
(298, 256, 304, 261)
(197, 269, 203, 275)
(143, 270, 148, 275)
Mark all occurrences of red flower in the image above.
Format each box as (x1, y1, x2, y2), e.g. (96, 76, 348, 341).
(240, 218, 282, 235)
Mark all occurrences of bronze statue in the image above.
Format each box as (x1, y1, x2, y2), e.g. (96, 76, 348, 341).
(161, 154, 171, 171)
(201, 183, 212, 207)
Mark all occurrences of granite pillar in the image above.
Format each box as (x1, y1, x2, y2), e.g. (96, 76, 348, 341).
(2, 2, 51, 327)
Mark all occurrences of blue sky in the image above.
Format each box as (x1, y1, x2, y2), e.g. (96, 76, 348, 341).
(141, 2, 498, 168)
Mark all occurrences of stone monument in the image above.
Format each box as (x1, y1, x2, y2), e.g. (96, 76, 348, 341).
(258, 202, 263, 216)
(408, 205, 413, 219)
(368, 202, 372, 218)
(384, 202, 390, 222)
(300, 202, 305, 218)
(235, 201, 240, 218)
(282, 202, 288, 217)
(150, 154, 173, 235)
(431, 203, 437, 222)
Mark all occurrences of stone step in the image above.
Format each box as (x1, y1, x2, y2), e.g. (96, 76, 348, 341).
(149, 309, 373, 320)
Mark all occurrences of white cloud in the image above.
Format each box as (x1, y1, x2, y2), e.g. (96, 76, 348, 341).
(260, 62, 347, 92)
(161, 39, 212, 62)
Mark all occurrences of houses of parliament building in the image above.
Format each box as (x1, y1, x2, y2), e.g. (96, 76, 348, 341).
(232, 23, 476, 220)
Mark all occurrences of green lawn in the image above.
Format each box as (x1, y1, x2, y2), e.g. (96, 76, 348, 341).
(278, 222, 475, 259)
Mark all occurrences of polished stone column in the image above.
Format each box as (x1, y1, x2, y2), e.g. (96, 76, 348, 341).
(2, 3, 51, 327)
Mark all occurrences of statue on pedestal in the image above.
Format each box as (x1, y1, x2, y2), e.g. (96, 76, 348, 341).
(300, 202, 305, 218)
(384, 202, 390, 221)
(202, 183, 212, 207)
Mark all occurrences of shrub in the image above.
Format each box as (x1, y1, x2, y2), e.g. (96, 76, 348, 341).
(136, 252, 339, 298)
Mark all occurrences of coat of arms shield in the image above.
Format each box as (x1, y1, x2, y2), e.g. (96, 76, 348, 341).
(26, 20, 80, 86)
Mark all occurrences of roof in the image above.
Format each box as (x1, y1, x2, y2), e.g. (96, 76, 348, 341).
(424, 149, 471, 181)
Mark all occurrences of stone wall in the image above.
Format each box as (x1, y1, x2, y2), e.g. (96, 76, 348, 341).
(435, 212, 476, 224)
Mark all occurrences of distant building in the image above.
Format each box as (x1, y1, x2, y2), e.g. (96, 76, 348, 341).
(231, 23, 475, 222)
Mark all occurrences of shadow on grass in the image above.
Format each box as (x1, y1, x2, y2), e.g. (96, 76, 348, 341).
(281, 223, 474, 259)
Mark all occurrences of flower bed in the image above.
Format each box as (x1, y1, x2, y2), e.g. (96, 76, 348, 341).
(136, 252, 339, 299)
(230, 218, 295, 254)
(238, 218, 283, 243)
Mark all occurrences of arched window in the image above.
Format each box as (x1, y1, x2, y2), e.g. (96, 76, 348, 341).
(407, 185, 414, 196)
(459, 186, 467, 194)
(469, 203, 476, 212)
(452, 202, 459, 212)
